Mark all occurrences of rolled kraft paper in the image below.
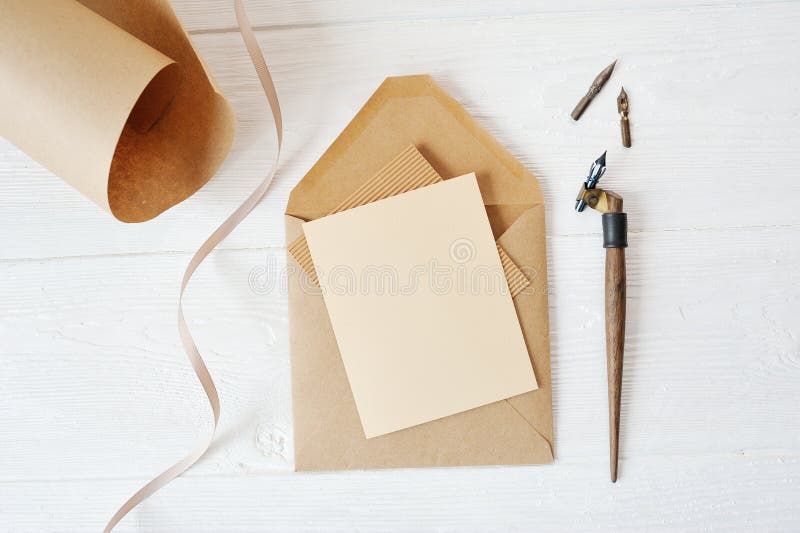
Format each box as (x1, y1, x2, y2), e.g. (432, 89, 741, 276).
(0, 0, 236, 222)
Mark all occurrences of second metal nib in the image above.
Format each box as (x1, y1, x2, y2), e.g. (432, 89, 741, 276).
(617, 87, 631, 148)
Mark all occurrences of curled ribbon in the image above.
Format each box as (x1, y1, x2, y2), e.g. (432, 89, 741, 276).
(104, 1, 282, 530)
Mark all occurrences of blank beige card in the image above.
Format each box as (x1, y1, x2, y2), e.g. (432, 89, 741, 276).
(302, 174, 537, 438)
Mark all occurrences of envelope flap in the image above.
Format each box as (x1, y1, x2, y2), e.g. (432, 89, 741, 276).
(286, 75, 543, 228)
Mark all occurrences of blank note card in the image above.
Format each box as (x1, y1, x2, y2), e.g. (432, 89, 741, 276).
(302, 174, 537, 438)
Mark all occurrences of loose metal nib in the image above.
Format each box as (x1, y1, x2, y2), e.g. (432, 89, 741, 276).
(617, 87, 631, 147)
(571, 60, 617, 121)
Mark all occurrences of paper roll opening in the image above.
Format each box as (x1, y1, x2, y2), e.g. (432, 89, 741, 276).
(127, 62, 182, 133)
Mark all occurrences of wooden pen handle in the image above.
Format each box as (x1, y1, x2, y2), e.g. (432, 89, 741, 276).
(601, 191, 626, 483)
(605, 246, 626, 482)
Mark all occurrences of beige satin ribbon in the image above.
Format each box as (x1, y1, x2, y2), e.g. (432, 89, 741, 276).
(104, 1, 282, 530)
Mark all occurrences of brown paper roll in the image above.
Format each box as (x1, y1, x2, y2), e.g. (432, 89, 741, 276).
(0, 0, 235, 222)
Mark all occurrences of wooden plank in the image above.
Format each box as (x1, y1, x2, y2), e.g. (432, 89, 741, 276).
(1, 226, 797, 482)
(170, 0, 780, 32)
(1, 3, 799, 260)
(1, 455, 797, 531)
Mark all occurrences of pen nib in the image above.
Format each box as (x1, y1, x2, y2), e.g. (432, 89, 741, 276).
(617, 87, 631, 148)
(617, 86, 628, 113)
(575, 151, 608, 212)
(598, 60, 617, 84)
(596, 150, 607, 169)
(571, 59, 618, 121)
(586, 151, 607, 189)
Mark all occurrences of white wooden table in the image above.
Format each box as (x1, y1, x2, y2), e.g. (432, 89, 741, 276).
(1, 1, 798, 531)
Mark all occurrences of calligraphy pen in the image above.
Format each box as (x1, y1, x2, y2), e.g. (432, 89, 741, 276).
(575, 152, 627, 482)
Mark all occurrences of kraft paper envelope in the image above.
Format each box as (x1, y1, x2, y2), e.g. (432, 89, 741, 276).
(302, 174, 538, 438)
(0, 0, 235, 222)
(286, 75, 554, 470)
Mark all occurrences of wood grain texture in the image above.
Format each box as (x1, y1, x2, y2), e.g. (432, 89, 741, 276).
(169, 0, 780, 32)
(1, 0, 799, 531)
(1, 456, 798, 532)
(2, 2, 800, 260)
